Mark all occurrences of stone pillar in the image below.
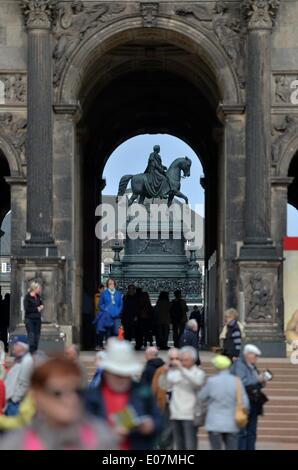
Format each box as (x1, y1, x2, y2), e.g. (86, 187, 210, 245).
(240, 0, 280, 259)
(21, 0, 56, 253)
(238, 1, 285, 356)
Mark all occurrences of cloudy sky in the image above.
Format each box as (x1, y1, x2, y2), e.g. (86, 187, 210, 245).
(103, 134, 298, 236)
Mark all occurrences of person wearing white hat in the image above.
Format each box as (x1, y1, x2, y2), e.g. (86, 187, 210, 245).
(231, 344, 268, 450)
(84, 338, 162, 450)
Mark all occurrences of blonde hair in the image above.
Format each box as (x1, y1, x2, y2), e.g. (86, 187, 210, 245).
(28, 281, 41, 293)
(224, 308, 238, 320)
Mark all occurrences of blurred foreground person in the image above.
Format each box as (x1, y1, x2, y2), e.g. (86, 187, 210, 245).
(85, 338, 162, 450)
(0, 357, 118, 450)
(231, 344, 269, 451)
(159, 346, 205, 450)
(0, 363, 5, 415)
(198, 355, 249, 450)
(4, 337, 33, 416)
(151, 348, 179, 450)
(89, 351, 106, 389)
(140, 347, 164, 386)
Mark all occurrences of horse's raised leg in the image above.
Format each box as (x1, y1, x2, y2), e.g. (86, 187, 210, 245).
(138, 194, 146, 205)
(128, 193, 139, 206)
(175, 191, 188, 205)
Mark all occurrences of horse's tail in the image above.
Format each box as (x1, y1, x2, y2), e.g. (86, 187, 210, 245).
(116, 175, 133, 202)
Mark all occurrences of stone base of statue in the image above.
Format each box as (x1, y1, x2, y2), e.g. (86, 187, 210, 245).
(110, 201, 202, 304)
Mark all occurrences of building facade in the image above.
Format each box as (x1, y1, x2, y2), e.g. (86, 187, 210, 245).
(0, 0, 298, 354)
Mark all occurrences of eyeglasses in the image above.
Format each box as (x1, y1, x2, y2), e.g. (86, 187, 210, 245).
(44, 387, 83, 399)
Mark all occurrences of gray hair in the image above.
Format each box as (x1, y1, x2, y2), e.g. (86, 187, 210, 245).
(179, 346, 198, 362)
(186, 319, 198, 330)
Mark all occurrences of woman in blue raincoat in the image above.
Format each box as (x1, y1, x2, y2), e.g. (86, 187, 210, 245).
(93, 278, 123, 349)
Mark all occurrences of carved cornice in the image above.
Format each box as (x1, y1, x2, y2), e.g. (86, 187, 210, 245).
(242, 0, 280, 31)
(20, 0, 57, 30)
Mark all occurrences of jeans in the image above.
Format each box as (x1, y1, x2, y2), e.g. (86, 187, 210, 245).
(172, 420, 198, 450)
(25, 318, 41, 353)
(238, 403, 258, 450)
(208, 432, 238, 450)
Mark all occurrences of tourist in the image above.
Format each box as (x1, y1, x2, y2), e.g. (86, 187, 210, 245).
(154, 291, 171, 350)
(151, 348, 179, 450)
(94, 278, 123, 348)
(198, 355, 249, 450)
(219, 308, 245, 360)
(85, 338, 162, 450)
(135, 291, 154, 349)
(0, 357, 118, 450)
(179, 319, 200, 364)
(23, 282, 44, 354)
(140, 346, 164, 386)
(89, 351, 106, 389)
(4, 337, 33, 416)
(189, 305, 202, 332)
(231, 344, 269, 450)
(121, 284, 138, 342)
(170, 289, 188, 347)
(94, 284, 105, 317)
(159, 346, 205, 450)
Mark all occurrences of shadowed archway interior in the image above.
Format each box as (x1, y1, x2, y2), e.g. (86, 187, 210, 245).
(76, 39, 222, 348)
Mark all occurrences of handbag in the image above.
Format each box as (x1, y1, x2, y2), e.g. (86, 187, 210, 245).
(235, 377, 248, 428)
(194, 397, 208, 427)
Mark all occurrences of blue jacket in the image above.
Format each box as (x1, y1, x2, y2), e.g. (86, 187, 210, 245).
(230, 357, 260, 388)
(84, 380, 162, 450)
(198, 369, 249, 433)
(93, 289, 123, 333)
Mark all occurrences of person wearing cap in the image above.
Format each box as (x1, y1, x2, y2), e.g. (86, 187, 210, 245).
(231, 344, 268, 450)
(4, 337, 33, 416)
(198, 355, 249, 450)
(84, 338, 162, 450)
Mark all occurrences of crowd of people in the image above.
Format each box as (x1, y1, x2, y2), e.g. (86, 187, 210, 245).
(94, 279, 204, 352)
(0, 278, 272, 451)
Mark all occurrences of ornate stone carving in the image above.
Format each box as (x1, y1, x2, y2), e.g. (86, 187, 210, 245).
(175, 3, 211, 22)
(138, 239, 173, 254)
(213, 1, 246, 87)
(53, 1, 126, 86)
(0, 75, 27, 104)
(246, 272, 272, 321)
(115, 277, 202, 299)
(0, 113, 27, 158)
(273, 74, 298, 104)
(242, 0, 280, 30)
(140, 2, 159, 27)
(271, 115, 298, 164)
(20, 0, 57, 29)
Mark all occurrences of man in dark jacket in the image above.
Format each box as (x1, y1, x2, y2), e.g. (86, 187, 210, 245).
(179, 320, 201, 365)
(170, 289, 188, 347)
(84, 338, 162, 450)
(140, 347, 164, 386)
(121, 284, 139, 342)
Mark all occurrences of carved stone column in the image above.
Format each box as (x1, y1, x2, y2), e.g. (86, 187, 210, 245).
(21, 0, 57, 254)
(240, 0, 280, 259)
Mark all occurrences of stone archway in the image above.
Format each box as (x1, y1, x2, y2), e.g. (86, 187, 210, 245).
(52, 17, 244, 349)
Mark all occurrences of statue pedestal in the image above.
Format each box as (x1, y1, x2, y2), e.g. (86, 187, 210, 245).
(111, 202, 202, 303)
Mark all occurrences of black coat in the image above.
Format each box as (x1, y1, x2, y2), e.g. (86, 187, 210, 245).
(140, 358, 165, 386)
(23, 293, 43, 320)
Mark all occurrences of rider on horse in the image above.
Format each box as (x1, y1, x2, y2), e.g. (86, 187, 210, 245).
(144, 145, 172, 198)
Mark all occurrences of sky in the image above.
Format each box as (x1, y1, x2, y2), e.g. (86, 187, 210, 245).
(102, 134, 298, 236)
